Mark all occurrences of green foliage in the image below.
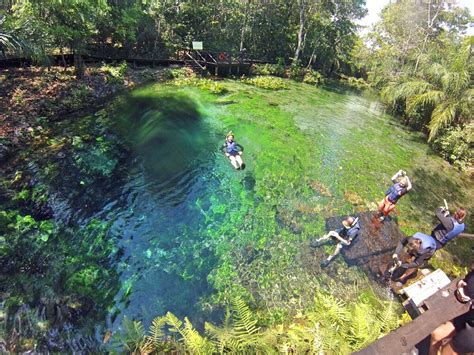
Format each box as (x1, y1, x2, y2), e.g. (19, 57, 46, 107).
(172, 77, 227, 94)
(251, 63, 286, 77)
(432, 125, 473, 170)
(353, 1, 473, 164)
(116, 290, 400, 354)
(241, 76, 288, 90)
(303, 69, 323, 85)
(339, 74, 370, 90)
(286, 62, 305, 81)
(101, 61, 128, 85)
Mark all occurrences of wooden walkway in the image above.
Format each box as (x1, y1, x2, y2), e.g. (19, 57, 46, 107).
(355, 277, 471, 355)
(0, 50, 255, 76)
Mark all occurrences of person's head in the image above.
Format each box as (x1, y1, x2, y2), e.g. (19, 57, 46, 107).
(342, 216, 355, 229)
(453, 208, 466, 223)
(455, 269, 474, 304)
(399, 176, 408, 187)
(407, 238, 422, 254)
(226, 131, 234, 142)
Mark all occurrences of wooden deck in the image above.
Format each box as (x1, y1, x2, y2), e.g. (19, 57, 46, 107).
(355, 277, 471, 355)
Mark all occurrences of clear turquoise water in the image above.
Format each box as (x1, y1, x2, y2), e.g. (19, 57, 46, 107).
(73, 80, 472, 330)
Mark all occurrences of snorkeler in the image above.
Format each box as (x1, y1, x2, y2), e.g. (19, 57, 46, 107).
(378, 169, 412, 221)
(310, 216, 360, 268)
(431, 206, 466, 249)
(390, 232, 437, 287)
(221, 131, 245, 170)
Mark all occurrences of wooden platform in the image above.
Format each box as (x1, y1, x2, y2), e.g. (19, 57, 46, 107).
(355, 277, 471, 355)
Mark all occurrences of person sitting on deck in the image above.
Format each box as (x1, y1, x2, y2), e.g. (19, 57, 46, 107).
(391, 232, 437, 287)
(220, 131, 245, 170)
(431, 207, 466, 250)
(429, 269, 474, 355)
(378, 169, 412, 221)
(310, 216, 360, 268)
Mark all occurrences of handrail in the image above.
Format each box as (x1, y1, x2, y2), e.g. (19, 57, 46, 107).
(185, 51, 206, 71)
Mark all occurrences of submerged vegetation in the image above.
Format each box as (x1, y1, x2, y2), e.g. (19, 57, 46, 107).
(0, 0, 473, 352)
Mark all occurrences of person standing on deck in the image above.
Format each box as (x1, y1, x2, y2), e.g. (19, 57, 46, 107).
(378, 169, 412, 221)
(390, 232, 437, 287)
(310, 216, 360, 268)
(221, 131, 245, 170)
(431, 207, 466, 249)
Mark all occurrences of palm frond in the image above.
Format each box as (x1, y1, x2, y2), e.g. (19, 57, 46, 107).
(406, 90, 444, 113)
(428, 102, 457, 141)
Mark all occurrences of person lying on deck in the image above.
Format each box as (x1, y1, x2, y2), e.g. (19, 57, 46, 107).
(431, 207, 466, 250)
(429, 269, 474, 355)
(378, 169, 412, 221)
(390, 232, 437, 287)
(310, 216, 360, 268)
(220, 131, 245, 170)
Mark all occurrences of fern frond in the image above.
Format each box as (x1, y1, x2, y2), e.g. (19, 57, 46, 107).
(122, 317, 146, 353)
(142, 315, 168, 353)
(232, 297, 260, 341)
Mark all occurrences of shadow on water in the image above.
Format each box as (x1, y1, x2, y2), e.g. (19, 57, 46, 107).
(116, 92, 211, 185)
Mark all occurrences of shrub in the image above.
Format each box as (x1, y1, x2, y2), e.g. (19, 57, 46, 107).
(251, 63, 285, 77)
(432, 125, 473, 170)
(286, 62, 305, 81)
(339, 74, 371, 90)
(101, 61, 128, 85)
(303, 69, 322, 85)
(241, 76, 288, 90)
(162, 67, 195, 80)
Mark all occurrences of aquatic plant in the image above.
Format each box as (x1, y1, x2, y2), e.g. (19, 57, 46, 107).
(172, 77, 227, 94)
(241, 76, 288, 90)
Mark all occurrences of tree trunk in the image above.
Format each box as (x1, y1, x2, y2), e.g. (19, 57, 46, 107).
(240, 0, 250, 52)
(293, 0, 306, 65)
(73, 51, 85, 79)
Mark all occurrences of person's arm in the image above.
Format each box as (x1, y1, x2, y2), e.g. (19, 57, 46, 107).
(345, 228, 359, 245)
(331, 229, 349, 245)
(394, 237, 409, 257)
(220, 144, 230, 156)
(236, 143, 244, 154)
(391, 170, 403, 183)
(435, 208, 454, 230)
(401, 250, 434, 269)
(405, 176, 412, 191)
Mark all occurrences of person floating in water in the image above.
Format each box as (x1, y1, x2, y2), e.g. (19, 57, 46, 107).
(221, 131, 245, 170)
(310, 216, 360, 268)
(431, 206, 466, 249)
(390, 232, 437, 287)
(378, 169, 412, 221)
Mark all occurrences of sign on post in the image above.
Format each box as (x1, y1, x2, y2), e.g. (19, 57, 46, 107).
(192, 41, 203, 50)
